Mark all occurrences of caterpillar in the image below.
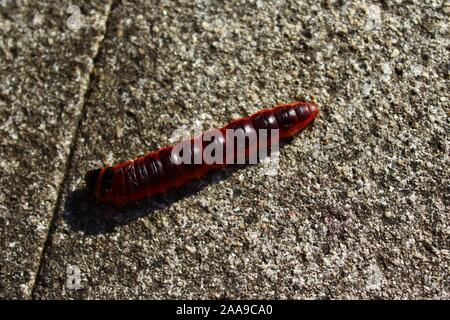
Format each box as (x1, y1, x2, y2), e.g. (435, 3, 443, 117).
(85, 101, 319, 204)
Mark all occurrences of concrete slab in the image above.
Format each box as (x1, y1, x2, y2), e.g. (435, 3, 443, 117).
(10, 0, 450, 298)
(0, 1, 112, 298)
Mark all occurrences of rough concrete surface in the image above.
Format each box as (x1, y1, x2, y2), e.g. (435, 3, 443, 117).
(0, 0, 112, 298)
(1, 0, 449, 299)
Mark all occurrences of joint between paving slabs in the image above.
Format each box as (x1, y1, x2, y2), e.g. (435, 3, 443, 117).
(30, 0, 116, 298)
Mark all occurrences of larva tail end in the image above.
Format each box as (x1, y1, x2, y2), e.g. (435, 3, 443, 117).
(85, 168, 101, 194)
(308, 102, 319, 118)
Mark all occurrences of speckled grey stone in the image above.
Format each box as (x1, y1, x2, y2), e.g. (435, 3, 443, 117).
(0, 1, 112, 298)
(5, 0, 450, 299)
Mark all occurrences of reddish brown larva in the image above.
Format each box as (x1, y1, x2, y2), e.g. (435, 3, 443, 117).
(85, 101, 319, 204)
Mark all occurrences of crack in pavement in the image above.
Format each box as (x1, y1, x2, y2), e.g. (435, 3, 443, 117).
(30, 0, 115, 299)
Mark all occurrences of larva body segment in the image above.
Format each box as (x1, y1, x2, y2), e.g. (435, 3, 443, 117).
(85, 101, 319, 204)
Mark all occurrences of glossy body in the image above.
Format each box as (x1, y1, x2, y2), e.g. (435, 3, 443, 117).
(85, 101, 319, 204)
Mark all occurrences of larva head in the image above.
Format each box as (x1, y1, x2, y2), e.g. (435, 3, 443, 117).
(85, 167, 115, 201)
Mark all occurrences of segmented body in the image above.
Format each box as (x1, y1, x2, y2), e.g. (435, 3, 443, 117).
(85, 101, 319, 204)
